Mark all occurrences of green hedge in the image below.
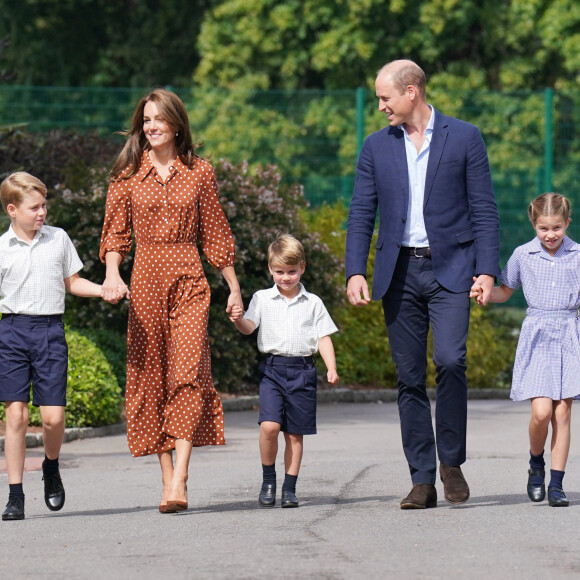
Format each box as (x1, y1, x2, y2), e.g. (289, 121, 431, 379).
(0, 328, 123, 428)
(0, 128, 519, 394)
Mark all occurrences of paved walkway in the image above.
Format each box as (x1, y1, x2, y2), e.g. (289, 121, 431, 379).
(1, 399, 579, 579)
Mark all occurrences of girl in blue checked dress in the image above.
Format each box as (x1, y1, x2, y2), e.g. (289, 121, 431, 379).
(471, 193, 580, 507)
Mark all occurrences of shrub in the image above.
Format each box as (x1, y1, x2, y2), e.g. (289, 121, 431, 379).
(0, 328, 123, 428)
(77, 327, 127, 392)
(0, 128, 344, 393)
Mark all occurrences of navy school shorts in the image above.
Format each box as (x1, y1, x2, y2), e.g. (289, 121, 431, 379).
(0, 314, 68, 406)
(258, 354, 318, 435)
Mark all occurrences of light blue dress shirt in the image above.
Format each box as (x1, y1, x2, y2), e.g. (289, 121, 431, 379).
(400, 105, 435, 247)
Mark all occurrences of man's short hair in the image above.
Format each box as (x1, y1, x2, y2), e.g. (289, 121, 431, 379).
(1, 171, 47, 213)
(377, 60, 426, 99)
(268, 234, 306, 267)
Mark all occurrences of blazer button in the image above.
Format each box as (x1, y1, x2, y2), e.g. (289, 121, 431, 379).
(396, 243, 401, 248)
(401, 218, 406, 223)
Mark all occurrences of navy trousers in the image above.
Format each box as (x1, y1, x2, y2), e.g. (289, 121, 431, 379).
(382, 253, 470, 485)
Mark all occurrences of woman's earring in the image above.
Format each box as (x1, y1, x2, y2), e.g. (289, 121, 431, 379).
(175, 132, 179, 137)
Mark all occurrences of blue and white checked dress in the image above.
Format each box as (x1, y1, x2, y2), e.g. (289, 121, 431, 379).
(501, 236, 580, 401)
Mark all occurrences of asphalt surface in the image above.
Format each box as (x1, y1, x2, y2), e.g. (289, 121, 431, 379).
(1, 398, 579, 580)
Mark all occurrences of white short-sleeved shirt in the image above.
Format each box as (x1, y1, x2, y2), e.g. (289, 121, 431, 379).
(0, 224, 83, 315)
(244, 283, 338, 356)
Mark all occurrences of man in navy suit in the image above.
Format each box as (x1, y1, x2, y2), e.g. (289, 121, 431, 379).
(345, 60, 500, 509)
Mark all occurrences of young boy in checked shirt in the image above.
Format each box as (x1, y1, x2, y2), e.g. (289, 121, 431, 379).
(0, 172, 105, 521)
(231, 234, 339, 508)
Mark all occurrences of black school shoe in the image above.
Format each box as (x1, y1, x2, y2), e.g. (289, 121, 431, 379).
(2, 496, 25, 521)
(548, 486, 569, 507)
(43, 469, 66, 511)
(258, 482, 276, 508)
(527, 468, 546, 502)
(281, 489, 299, 508)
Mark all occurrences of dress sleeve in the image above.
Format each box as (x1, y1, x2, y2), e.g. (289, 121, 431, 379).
(99, 178, 133, 263)
(197, 162, 236, 269)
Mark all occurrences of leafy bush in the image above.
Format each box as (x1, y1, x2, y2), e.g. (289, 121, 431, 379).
(0, 129, 343, 393)
(77, 327, 127, 393)
(0, 328, 123, 428)
(62, 330, 123, 427)
(0, 127, 519, 393)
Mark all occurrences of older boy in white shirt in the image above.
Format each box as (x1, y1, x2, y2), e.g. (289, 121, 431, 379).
(0, 172, 104, 521)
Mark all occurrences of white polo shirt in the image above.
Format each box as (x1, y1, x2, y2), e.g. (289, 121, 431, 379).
(0, 224, 83, 315)
(243, 283, 338, 356)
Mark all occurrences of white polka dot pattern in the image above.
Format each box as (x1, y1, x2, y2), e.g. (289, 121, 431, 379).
(100, 154, 235, 457)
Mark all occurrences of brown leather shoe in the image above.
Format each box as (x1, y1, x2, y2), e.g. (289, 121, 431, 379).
(400, 484, 437, 509)
(440, 464, 470, 504)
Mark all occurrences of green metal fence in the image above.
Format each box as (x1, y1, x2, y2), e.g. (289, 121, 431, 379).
(1, 85, 579, 308)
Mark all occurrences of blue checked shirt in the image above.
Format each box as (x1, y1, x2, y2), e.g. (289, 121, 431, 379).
(501, 236, 580, 312)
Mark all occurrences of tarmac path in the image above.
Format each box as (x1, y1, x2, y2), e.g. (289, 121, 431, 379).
(1, 399, 579, 579)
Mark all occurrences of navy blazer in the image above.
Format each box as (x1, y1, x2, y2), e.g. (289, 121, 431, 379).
(345, 109, 501, 300)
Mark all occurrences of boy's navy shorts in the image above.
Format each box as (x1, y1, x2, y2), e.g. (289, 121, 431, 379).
(0, 314, 68, 406)
(258, 354, 317, 435)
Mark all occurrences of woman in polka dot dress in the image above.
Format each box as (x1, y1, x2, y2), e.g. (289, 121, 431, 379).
(100, 88, 242, 513)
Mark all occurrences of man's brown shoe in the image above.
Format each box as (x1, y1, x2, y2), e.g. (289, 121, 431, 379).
(400, 484, 437, 509)
(440, 464, 470, 504)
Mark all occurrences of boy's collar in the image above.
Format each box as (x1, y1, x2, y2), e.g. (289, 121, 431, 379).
(8, 223, 45, 245)
(269, 282, 308, 300)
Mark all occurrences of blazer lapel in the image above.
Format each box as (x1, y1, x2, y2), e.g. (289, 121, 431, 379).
(387, 125, 409, 198)
(424, 111, 449, 208)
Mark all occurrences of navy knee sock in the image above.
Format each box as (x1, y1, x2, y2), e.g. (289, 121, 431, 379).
(42, 456, 59, 476)
(262, 464, 276, 485)
(529, 451, 545, 485)
(549, 469, 565, 490)
(9, 483, 24, 499)
(282, 473, 298, 493)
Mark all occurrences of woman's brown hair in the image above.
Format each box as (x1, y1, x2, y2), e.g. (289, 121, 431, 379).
(110, 88, 201, 180)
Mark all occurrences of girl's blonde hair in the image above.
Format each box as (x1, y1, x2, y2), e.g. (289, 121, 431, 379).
(528, 192, 571, 225)
(268, 234, 305, 267)
(0, 171, 47, 212)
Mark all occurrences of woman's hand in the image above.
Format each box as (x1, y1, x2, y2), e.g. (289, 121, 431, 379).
(102, 272, 128, 304)
(220, 265, 243, 322)
(102, 251, 130, 304)
(226, 290, 243, 322)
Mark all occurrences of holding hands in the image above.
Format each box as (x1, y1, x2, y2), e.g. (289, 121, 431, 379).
(470, 277, 485, 305)
(228, 303, 244, 322)
(469, 274, 495, 306)
(471, 275, 512, 305)
(101, 273, 130, 304)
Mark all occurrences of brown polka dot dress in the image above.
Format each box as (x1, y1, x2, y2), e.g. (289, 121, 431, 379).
(100, 154, 234, 457)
